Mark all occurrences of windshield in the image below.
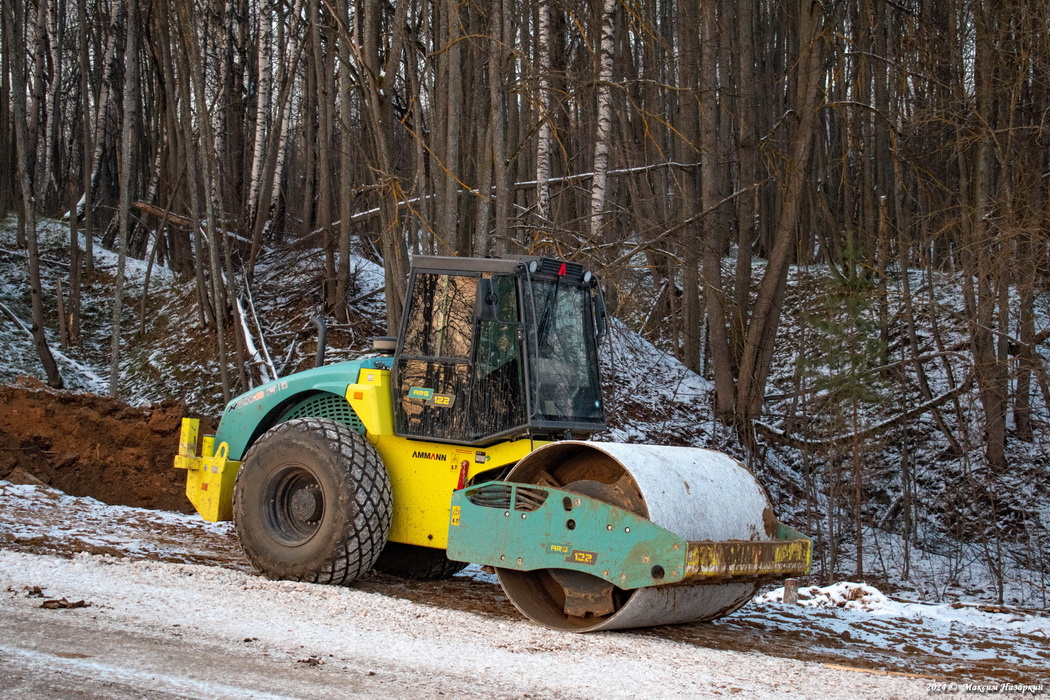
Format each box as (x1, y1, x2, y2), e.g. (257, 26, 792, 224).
(525, 279, 603, 424)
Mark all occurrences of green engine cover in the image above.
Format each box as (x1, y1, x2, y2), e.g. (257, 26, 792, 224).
(213, 357, 391, 461)
(447, 481, 690, 590)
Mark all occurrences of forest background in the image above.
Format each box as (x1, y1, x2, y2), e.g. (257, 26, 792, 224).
(1, 0, 1048, 603)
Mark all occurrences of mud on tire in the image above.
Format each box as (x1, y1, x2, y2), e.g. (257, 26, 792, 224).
(233, 417, 392, 584)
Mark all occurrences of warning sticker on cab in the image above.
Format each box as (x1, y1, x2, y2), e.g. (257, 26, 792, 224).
(450, 506, 461, 526)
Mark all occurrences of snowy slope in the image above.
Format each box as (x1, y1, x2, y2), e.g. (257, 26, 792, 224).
(2, 214, 1048, 612)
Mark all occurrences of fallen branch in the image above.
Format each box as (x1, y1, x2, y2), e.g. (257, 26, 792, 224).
(756, 371, 975, 450)
(133, 201, 250, 244)
(0, 300, 32, 335)
(0, 246, 71, 269)
(133, 200, 195, 229)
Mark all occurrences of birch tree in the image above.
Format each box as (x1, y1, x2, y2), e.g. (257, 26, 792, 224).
(535, 0, 554, 232)
(245, 0, 274, 232)
(3, 0, 63, 388)
(76, 0, 94, 276)
(109, 0, 139, 398)
(588, 0, 616, 241)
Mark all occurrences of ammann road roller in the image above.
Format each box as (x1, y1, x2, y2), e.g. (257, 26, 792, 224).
(175, 255, 809, 631)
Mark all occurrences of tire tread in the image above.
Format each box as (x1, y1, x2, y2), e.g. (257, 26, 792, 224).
(234, 417, 392, 585)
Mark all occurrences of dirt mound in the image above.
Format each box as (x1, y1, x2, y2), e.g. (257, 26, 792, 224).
(0, 378, 214, 513)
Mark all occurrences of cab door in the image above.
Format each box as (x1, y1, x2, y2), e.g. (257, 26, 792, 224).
(469, 275, 527, 440)
(393, 269, 529, 445)
(394, 271, 477, 441)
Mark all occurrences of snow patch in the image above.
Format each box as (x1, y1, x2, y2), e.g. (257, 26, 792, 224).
(756, 581, 1050, 637)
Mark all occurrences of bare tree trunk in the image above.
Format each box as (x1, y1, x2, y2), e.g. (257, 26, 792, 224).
(701, 0, 734, 412)
(176, 0, 232, 402)
(503, 10, 526, 255)
(961, 0, 1007, 472)
(27, 0, 49, 198)
(42, 0, 63, 205)
(491, 0, 514, 255)
(109, 0, 139, 398)
(4, 0, 63, 388)
(87, 0, 122, 251)
(247, 0, 305, 280)
(246, 0, 273, 229)
(0, 4, 13, 216)
(403, 26, 428, 256)
(67, 182, 82, 346)
(734, 0, 757, 340)
(734, 0, 826, 429)
(332, 0, 358, 323)
(589, 0, 616, 241)
(356, 0, 411, 332)
(309, 1, 337, 310)
(77, 0, 94, 277)
(443, 0, 465, 253)
(677, 0, 702, 372)
(535, 0, 553, 230)
(1014, 232, 1037, 441)
(269, 0, 303, 238)
(473, 12, 496, 258)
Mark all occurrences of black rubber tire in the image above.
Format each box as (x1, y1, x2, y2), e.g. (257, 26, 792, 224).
(373, 541, 469, 580)
(233, 417, 392, 584)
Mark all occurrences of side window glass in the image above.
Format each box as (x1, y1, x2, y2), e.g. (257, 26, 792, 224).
(474, 275, 520, 374)
(471, 275, 525, 438)
(526, 280, 602, 421)
(395, 359, 472, 440)
(475, 321, 519, 376)
(493, 274, 518, 323)
(402, 273, 478, 359)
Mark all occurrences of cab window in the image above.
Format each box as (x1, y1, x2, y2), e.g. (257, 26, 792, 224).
(401, 273, 477, 359)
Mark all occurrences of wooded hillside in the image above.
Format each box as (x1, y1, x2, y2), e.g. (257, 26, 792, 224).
(2, 0, 1049, 595)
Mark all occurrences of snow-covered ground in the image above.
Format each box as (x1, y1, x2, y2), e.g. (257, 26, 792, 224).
(1, 481, 1046, 698)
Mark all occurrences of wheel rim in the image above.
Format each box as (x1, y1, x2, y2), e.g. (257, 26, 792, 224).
(263, 464, 325, 546)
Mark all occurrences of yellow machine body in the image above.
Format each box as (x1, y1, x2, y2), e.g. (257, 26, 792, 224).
(175, 365, 543, 549)
(173, 420, 241, 522)
(348, 363, 542, 547)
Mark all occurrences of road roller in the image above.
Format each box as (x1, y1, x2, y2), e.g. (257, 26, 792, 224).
(175, 255, 809, 631)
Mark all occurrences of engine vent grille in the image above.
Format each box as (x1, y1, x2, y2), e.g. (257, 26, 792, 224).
(466, 483, 548, 512)
(515, 487, 549, 512)
(280, 393, 365, 434)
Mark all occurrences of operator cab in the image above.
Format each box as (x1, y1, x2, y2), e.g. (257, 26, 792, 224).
(392, 256, 607, 445)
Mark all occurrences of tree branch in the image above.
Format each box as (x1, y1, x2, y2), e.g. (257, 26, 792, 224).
(756, 371, 976, 451)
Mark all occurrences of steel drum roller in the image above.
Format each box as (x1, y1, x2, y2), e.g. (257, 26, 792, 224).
(496, 441, 776, 632)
